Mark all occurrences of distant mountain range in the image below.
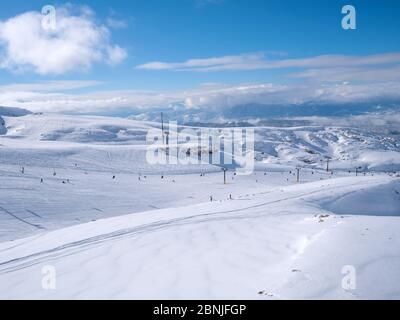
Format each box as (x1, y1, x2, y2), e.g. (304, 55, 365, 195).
(224, 102, 399, 119)
(124, 102, 399, 128)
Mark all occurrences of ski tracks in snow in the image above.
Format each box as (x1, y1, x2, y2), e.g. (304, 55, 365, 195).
(0, 206, 44, 230)
(0, 178, 388, 276)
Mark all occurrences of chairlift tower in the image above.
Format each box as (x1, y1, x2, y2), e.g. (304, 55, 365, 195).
(326, 158, 330, 172)
(161, 112, 165, 144)
(222, 167, 228, 185)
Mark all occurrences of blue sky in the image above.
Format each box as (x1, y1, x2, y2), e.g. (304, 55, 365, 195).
(0, 0, 400, 115)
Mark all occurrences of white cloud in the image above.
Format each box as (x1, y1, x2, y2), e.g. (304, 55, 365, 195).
(106, 18, 128, 29)
(107, 45, 128, 65)
(0, 6, 127, 75)
(136, 52, 400, 73)
(1, 81, 400, 115)
(136, 53, 266, 71)
(0, 80, 103, 92)
(289, 65, 400, 82)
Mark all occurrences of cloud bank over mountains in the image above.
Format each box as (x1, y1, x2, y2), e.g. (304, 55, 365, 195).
(134, 53, 400, 117)
(0, 5, 398, 121)
(0, 80, 399, 122)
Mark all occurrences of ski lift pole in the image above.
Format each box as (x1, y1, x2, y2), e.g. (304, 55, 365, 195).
(223, 167, 228, 185)
(161, 112, 165, 144)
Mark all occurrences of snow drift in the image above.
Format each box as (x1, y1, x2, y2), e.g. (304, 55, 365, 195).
(319, 180, 400, 216)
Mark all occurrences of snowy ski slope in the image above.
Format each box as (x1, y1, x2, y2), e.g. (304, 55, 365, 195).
(0, 110, 399, 299)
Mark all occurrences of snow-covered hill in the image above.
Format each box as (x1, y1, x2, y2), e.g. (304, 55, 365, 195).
(0, 109, 399, 299)
(0, 175, 399, 299)
(2, 112, 399, 171)
(0, 106, 31, 135)
(0, 106, 31, 117)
